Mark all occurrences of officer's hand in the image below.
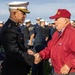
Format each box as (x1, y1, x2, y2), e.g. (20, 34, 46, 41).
(60, 64, 70, 74)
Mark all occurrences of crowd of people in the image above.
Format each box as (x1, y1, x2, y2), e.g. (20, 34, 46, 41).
(0, 1, 75, 75)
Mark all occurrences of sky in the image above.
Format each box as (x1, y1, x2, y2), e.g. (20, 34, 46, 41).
(0, 0, 75, 23)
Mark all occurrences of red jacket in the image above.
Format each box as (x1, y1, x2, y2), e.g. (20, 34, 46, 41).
(39, 24, 75, 74)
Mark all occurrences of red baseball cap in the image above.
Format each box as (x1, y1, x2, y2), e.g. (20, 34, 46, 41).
(49, 9, 71, 19)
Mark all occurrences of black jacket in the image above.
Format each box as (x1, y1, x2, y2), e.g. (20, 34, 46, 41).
(1, 19, 34, 75)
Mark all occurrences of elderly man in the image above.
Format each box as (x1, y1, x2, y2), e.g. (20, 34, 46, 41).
(0, 1, 37, 75)
(34, 9, 75, 75)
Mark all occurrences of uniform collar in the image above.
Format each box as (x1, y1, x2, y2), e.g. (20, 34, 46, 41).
(8, 18, 19, 26)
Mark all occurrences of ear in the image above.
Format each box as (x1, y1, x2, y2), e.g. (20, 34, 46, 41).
(64, 18, 67, 24)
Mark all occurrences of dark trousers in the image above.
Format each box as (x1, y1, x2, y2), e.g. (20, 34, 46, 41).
(32, 43, 46, 75)
(53, 72, 75, 75)
(32, 60, 44, 75)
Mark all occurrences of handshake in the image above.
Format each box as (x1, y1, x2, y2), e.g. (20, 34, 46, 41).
(27, 49, 42, 64)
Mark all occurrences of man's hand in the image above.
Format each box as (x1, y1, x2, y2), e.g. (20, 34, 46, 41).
(34, 53, 42, 64)
(60, 64, 70, 74)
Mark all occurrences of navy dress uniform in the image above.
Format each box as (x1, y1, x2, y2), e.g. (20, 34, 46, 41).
(1, 19, 34, 75)
(1, 1, 34, 75)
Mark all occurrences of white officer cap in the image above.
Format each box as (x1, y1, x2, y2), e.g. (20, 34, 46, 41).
(36, 17, 42, 20)
(0, 21, 4, 24)
(25, 19, 31, 23)
(40, 19, 45, 22)
(45, 20, 49, 25)
(70, 20, 74, 23)
(7, 1, 30, 13)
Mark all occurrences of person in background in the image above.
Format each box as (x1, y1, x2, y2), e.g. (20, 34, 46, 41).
(49, 22, 56, 38)
(34, 17, 42, 33)
(0, 21, 4, 45)
(46, 22, 52, 41)
(35, 17, 42, 26)
(34, 9, 75, 75)
(0, 21, 4, 32)
(40, 19, 49, 43)
(0, 1, 38, 75)
(23, 19, 35, 49)
(32, 19, 49, 75)
(0, 21, 5, 75)
(70, 20, 75, 28)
